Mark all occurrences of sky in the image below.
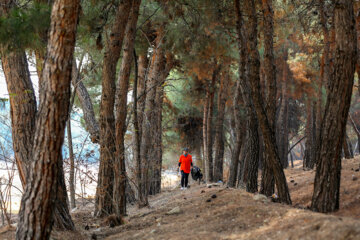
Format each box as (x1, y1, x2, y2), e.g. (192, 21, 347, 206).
(0, 61, 39, 99)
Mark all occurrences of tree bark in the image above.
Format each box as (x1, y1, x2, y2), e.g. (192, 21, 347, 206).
(139, 33, 165, 206)
(242, 0, 291, 204)
(304, 97, 316, 169)
(227, 84, 244, 187)
(67, 118, 76, 209)
(260, 0, 277, 194)
(96, 0, 132, 217)
(150, 53, 173, 194)
(114, 0, 141, 218)
(1, 50, 36, 187)
(276, 55, 290, 168)
(311, 0, 356, 213)
(134, 53, 148, 205)
(240, 110, 259, 193)
(204, 66, 220, 182)
(202, 93, 209, 180)
(213, 73, 228, 182)
(0, 1, 37, 185)
(53, 156, 75, 230)
(16, 0, 80, 238)
(228, 22, 246, 187)
(73, 79, 100, 143)
(316, 0, 329, 136)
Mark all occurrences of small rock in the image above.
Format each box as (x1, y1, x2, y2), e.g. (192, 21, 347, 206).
(211, 194, 217, 199)
(157, 222, 161, 227)
(253, 194, 268, 202)
(166, 206, 182, 215)
(156, 218, 162, 223)
(206, 199, 212, 202)
(150, 229, 157, 234)
(207, 183, 220, 188)
(352, 175, 358, 181)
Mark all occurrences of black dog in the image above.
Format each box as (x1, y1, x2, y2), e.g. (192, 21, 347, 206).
(191, 166, 203, 184)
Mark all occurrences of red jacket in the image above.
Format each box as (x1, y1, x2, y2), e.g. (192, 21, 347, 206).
(179, 154, 193, 173)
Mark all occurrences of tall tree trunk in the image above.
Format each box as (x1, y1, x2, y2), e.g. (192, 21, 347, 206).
(16, 0, 80, 238)
(140, 33, 165, 206)
(204, 66, 220, 182)
(242, 0, 291, 204)
(151, 53, 173, 194)
(213, 73, 228, 182)
(73, 79, 100, 143)
(304, 97, 316, 169)
(311, 0, 356, 213)
(316, 0, 329, 135)
(152, 87, 164, 194)
(114, 0, 141, 218)
(134, 53, 148, 205)
(0, 0, 37, 183)
(96, 0, 132, 217)
(276, 52, 290, 168)
(67, 119, 76, 209)
(228, 22, 246, 187)
(2, 1, 75, 231)
(260, 0, 277, 194)
(202, 94, 209, 180)
(1, 50, 36, 187)
(233, 0, 260, 192)
(227, 84, 244, 187)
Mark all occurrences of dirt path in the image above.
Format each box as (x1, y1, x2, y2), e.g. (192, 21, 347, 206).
(1, 158, 360, 240)
(94, 183, 360, 240)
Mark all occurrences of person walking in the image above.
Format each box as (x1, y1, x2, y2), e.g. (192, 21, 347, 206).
(178, 148, 193, 190)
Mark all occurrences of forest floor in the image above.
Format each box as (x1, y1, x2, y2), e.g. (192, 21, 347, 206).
(1, 157, 360, 240)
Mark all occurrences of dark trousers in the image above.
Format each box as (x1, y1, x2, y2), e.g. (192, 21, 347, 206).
(181, 171, 189, 187)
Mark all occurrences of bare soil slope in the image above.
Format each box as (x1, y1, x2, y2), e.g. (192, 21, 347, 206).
(1, 157, 360, 240)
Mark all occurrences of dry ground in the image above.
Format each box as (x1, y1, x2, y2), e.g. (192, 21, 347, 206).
(1, 157, 360, 240)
